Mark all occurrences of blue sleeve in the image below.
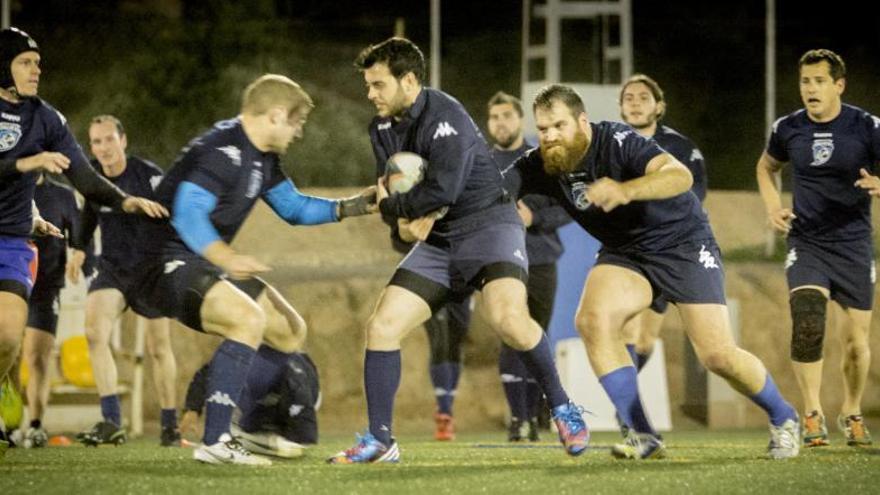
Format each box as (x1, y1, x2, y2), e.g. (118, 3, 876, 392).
(263, 180, 339, 225)
(620, 131, 665, 177)
(766, 117, 789, 162)
(171, 181, 221, 255)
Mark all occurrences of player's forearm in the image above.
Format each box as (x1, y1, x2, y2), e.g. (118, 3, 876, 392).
(202, 241, 238, 268)
(66, 160, 128, 210)
(623, 164, 693, 201)
(756, 157, 783, 214)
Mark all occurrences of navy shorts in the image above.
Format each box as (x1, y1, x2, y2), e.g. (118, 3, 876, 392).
(89, 259, 163, 319)
(392, 203, 529, 310)
(0, 236, 37, 299)
(132, 253, 266, 332)
(785, 236, 874, 310)
(27, 286, 61, 335)
(596, 239, 726, 308)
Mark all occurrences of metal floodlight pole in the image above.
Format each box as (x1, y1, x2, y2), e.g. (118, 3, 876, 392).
(431, 0, 441, 89)
(2, 0, 10, 29)
(765, 0, 778, 257)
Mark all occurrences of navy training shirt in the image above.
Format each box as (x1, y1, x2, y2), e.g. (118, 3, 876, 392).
(0, 97, 127, 237)
(494, 143, 571, 265)
(766, 104, 880, 242)
(653, 125, 707, 202)
(373, 88, 507, 226)
(506, 121, 711, 252)
(144, 118, 288, 257)
(75, 156, 163, 270)
(32, 176, 79, 290)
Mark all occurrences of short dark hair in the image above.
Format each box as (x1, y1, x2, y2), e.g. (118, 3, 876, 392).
(533, 84, 585, 118)
(487, 91, 523, 117)
(354, 37, 426, 84)
(90, 114, 125, 137)
(619, 73, 665, 119)
(799, 49, 846, 81)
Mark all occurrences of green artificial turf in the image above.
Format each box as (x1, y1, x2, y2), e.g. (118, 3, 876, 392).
(1, 430, 878, 494)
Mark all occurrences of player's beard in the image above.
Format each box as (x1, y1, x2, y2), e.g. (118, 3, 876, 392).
(540, 130, 588, 176)
(493, 127, 521, 150)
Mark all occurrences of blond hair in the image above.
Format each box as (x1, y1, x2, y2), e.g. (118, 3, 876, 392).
(241, 74, 314, 116)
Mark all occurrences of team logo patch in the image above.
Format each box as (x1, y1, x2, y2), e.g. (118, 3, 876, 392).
(570, 182, 592, 210)
(810, 138, 834, 166)
(0, 122, 22, 151)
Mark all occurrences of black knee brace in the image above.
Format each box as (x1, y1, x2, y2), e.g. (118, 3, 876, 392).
(789, 288, 827, 362)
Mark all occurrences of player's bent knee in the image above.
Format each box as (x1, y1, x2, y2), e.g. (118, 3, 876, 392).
(701, 349, 735, 375)
(365, 313, 403, 346)
(790, 288, 827, 363)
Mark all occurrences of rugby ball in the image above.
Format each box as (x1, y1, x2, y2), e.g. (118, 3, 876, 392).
(385, 152, 427, 194)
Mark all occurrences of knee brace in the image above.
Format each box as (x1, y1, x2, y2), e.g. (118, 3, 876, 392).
(789, 288, 827, 362)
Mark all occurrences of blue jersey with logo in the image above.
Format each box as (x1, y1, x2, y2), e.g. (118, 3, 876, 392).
(767, 104, 880, 241)
(0, 98, 126, 238)
(653, 125, 707, 202)
(32, 177, 79, 290)
(373, 88, 507, 226)
(506, 121, 711, 252)
(143, 118, 288, 257)
(75, 156, 163, 269)
(494, 143, 571, 265)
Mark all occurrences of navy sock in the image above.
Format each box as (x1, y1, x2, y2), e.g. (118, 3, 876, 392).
(750, 374, 798, 426)
(625, 344, 638, 366)
(365, 350, 401, 446)
(499, 344, 529, 419)
(160, 408, 177, 429)
(248, 345, 289, 399)
(431, 362, 460, 415)
(636, 351, 651, 371)
(526, 379, 544, 419)
(599, 366, 656, 435)
(203, 340, 256, 445)
(100, 394, 121, 427)
(516, 334, 569, 409)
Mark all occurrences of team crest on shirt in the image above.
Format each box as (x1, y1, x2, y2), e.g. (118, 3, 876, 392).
(810, 138, 834, 166)
(569, 181, 592, 210)
(0, 122, 22, 151)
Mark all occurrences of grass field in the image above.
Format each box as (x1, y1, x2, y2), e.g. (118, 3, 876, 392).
(1, 430, 878, 494)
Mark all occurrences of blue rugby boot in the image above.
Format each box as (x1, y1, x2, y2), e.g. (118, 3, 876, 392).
(551, 402, 590, 456)
(327, 432, 400, 464)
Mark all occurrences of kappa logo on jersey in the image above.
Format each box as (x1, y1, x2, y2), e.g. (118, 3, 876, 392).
(784, 248, 797, 270)
(433, 122, 458, 140)
(690, 148, 704, 162)
(613, 130, 632, 147)
(246, 169, 263, 198)
(1, 112, 20, 122)
(570, 181, 592, 211)
(149, 175, 163, 191)
(0, 122, 22, 151)
(698, 245, 719, 269)
(513, 249, 525, 262)
(164, 260, 185, 274)
(288, 404, 304, 417)
(810, 138, 834, 166)
(206, 391, 236, 408)
(217, 145, 242, 166)
(377, 121, 392, 130)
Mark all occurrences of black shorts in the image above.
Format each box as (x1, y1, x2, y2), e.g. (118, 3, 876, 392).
(89, 259, 163, 319)
(596, 239, 726, 309)
(132, 253, 267, 332)
(27, 286, 61, 335)
(785, 236, 874, 310)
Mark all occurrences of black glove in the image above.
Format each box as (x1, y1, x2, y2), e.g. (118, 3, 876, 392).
(338, 188, 377, 219)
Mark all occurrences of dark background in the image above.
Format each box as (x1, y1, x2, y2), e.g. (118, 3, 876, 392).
(10, 0, 880, 189)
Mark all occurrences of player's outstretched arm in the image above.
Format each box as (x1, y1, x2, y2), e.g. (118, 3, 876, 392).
(756, 151, 795, 234)
(588, 153, 692, 212)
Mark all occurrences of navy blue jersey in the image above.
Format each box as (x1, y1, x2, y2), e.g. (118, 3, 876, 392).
(653, 125, 707, 202)
(76, 156, 163, 269)
(373, 88, 506, 227)
(767, 104, 880, 241)
(32, 176, 79, 290)
(144, 118, 287, 257)
(506, 121, 711, 252)
(0, 97, 127, 238)
(494, 143, 571, 265)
